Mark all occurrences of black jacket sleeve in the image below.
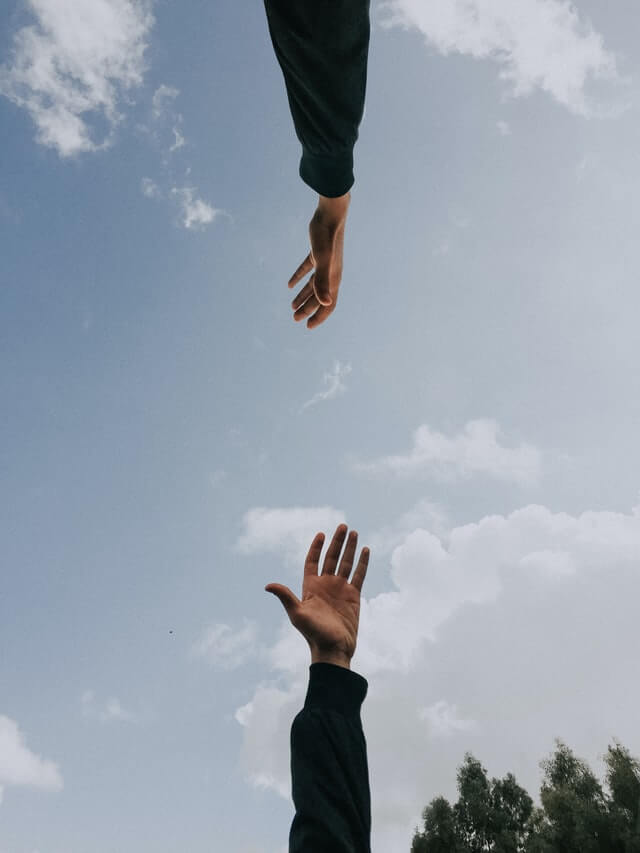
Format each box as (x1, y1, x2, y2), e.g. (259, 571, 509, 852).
(289, 663, 371, 853)
(263, 0, 371, 198)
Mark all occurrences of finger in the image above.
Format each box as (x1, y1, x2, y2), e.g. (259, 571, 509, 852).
(337, 530, 358, 579)
(321, 524, 348, 575)
(294, 295, 320, 324)
(291, 277, 315, 311)
(288, 253, 315, 289)
(306, 303, 334, 330)
(304, 532, 325, 575)
(350, 547, 370, 592)
(265, 583, 301, 618)
(313, 272, 332, 307)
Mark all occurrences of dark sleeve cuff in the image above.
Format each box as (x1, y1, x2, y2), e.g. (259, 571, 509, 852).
(304, 662, 368, 716)
(300, 148, 355, 198)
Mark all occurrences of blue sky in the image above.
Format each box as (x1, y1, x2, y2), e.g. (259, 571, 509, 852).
(1, 1, 640, 851)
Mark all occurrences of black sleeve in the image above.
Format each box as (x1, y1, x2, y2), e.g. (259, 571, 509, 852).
(289, 663, 371, 853)
(262, 0, 371, 198)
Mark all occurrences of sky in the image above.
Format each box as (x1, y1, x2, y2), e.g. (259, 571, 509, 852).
(1, 0, 640, 851)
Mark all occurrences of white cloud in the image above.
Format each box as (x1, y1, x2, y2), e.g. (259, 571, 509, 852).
(191, 619, 260, 670)
(235, 505, 347, 570)
(496, 119, 511, 135)
(300, 360, 352, 411)
(150, 84, 186, 156)
(81, 690, 136, 723)
(352, 419, 541, 485)
(0, 0, 153, 156)
(170, 186, 218, 230)
(170, 126, 185, 152)
(418, 700, 478, 738)
(140, 176, 161, 198)
(377, 0, 623, 116)
(367, 498, 450, 557)
(0, 715, 62, 802)
(233, 500, 640, 851)
(151, 83, 179, 119)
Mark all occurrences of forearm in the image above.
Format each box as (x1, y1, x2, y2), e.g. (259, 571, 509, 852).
(263, 0, 370, 197)
(289, 663, 371, 852)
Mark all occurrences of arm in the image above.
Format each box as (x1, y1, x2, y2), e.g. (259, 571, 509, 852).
(266, 524, 372, 852)
(262, 0, 371, 328)
(262, 0, 371, 198)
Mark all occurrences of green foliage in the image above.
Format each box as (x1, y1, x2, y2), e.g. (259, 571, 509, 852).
(410, 738, 640, 853)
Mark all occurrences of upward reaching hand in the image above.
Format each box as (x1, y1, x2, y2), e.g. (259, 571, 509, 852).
(265, 524, 370, 665)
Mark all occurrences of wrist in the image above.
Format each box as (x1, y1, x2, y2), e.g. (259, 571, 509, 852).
(317, 191, 351, 219)
(310, 649, 352, 670)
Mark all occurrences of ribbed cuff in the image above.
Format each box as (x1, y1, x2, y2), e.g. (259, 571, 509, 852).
(300, 148, 355, 198)
(304, 663, 368, 716)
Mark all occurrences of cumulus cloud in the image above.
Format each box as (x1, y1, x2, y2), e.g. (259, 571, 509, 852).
(232, 500, 640, 851)
(170, 186, 218, 230)
(191, 619, 260, 670)
(0, 0, 153, 156)
(235, 505, 347, 570)
(352, 419, 541, 485)
(367, 498, 451, 557)
(0, 715, 62, 803)
(300, 360, 352, 412)
(81, 690, 136, 723)
(376, 0, 623, 116)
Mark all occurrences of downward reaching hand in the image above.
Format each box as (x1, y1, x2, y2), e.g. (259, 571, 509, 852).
(288, 193, 351, 330)
(265, 524, 370, 665)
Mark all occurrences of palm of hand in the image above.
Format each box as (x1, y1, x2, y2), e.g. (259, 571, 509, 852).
(294, 573, 360, 658)
(265, 525, 369, 660)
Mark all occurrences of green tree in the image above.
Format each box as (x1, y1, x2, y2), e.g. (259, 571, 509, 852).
(536, 739, 610, 852)
(488, 772, 534, 852)
(412, 754, 534, 852)
(411, 796, 462, 853)
(412, 740, 640, 852)
(453, 754, 493, 852)
(603, 740, 640, 852)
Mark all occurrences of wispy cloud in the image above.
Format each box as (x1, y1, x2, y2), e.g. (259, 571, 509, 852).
(377, 0, 625, 117)
(151, 83, 179, 120)
(0, 0, 153, 156)
(81, 690, 136, 723)
(140, 84, 234, 230)
(149, 83, 186, 157)
(191, 619, 260, 670)
(140, 178, 227, 231)
(351, 419, 541, 485)
(170, 186, 218, 230)
(140, 177, 161, 198)
(300, 360, 352, 412)
(418, 700, 478, 738)
(169, 126, 185, 152)
(0, 715, 62, 803)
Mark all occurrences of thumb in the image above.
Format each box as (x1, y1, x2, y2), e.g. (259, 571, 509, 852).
(312, 273, 332, 307)
(265, 584, 300, 617)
